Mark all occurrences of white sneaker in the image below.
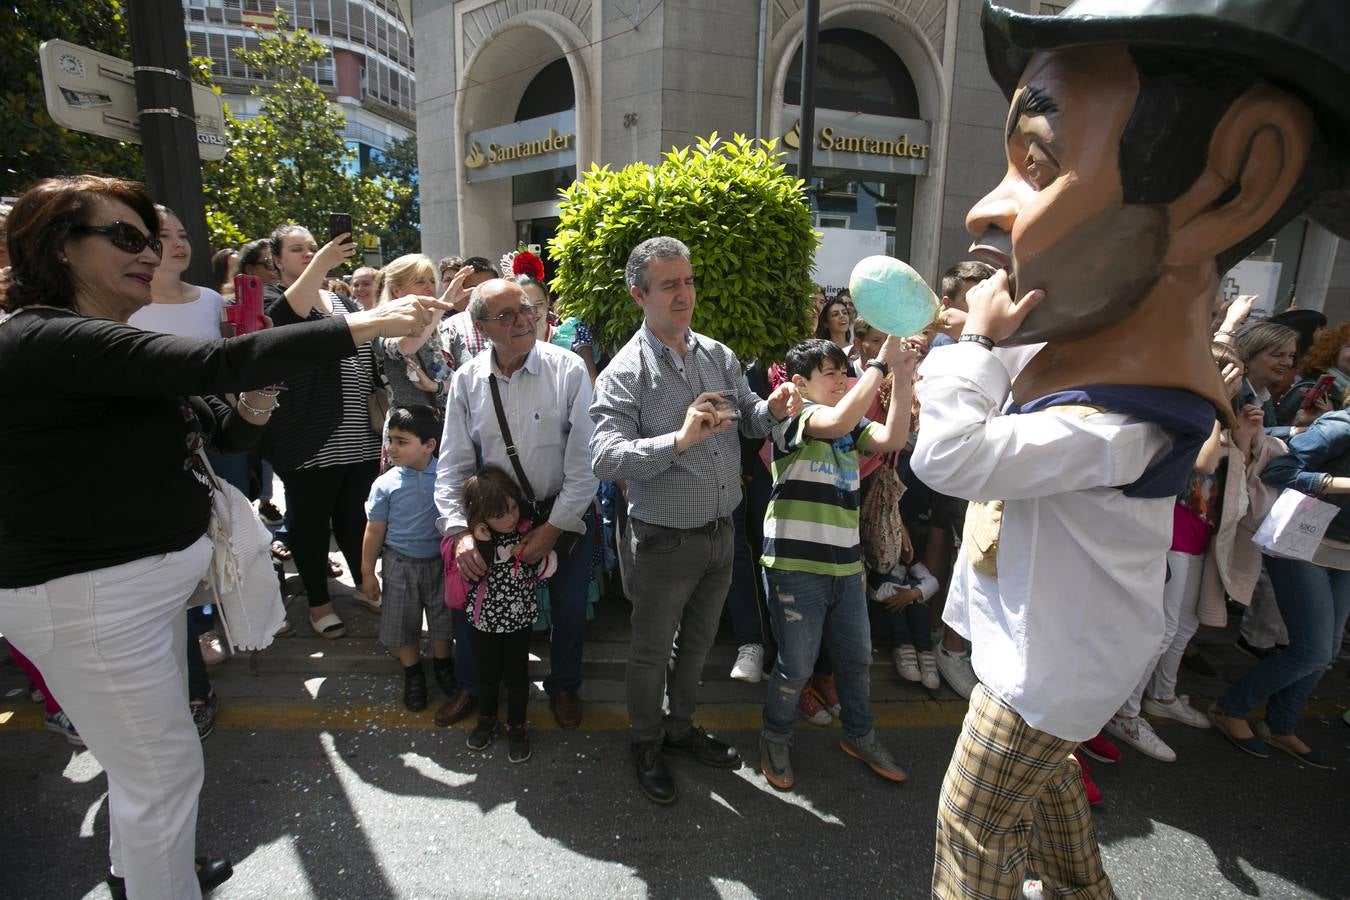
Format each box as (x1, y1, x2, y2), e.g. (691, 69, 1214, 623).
(1104, 714, 1176, 762)
(1142, 694, 1211, 729)
(893, 646, 921, 682)
(918, 650, 941, 690)
(730, 643, 764, 683)
(935, 644, 979, 698)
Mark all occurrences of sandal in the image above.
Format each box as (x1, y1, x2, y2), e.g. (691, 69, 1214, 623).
(328, 558, 344, 578)
(270, 540, 292, 562)
(351, 589, 381, 613)
(309, 612, 346, 639)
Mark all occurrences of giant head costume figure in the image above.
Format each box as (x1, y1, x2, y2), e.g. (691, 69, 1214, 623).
(969, 0, 1350, 410)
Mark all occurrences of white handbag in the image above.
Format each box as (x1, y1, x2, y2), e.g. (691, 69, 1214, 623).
(1252, 487, 1341, 561)
(189, 449, 286, 652)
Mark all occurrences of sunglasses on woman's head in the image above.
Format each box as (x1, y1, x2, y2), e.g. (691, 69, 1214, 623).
(70, 221, 163, 258)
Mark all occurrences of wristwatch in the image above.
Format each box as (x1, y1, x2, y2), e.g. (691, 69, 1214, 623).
(865, 359, 889, 376)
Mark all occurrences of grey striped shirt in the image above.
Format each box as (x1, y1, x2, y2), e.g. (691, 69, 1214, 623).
(590, 324, 777, 528)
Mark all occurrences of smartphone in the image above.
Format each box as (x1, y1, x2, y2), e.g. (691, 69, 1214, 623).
(1301, 373, 1337, 410)
(327, 212, 354, 246)
(714, 389, 740, 422)
(227, 274, 265, 335)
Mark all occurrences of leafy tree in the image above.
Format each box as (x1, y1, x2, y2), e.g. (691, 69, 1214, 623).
(1, 0, 143, 195)
(197, 12, 410, 258)
(549, 134, 817, 365)
(363, 135, 420, 261)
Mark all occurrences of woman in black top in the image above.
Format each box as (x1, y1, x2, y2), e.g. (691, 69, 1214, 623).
(0, 176, 446, 899)
(262, 224, 383, 638)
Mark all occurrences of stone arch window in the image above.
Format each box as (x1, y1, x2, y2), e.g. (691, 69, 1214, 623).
(786, 29, 920, 119)
(516, 57, 574, 120)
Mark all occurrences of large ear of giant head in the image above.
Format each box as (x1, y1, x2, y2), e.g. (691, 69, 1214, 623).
(982, 0, 1350, 273)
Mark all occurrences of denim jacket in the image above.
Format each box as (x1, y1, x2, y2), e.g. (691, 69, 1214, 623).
(1261, 409, 1350, 542)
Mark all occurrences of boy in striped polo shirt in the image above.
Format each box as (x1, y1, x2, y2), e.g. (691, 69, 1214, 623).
(758, 336, 919, 791)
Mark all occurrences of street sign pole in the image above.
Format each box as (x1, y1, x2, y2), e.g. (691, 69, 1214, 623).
(798, 0, 821, 193)
(126, 0, 213, 287)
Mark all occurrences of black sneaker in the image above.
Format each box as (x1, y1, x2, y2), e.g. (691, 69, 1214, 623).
(432, 659, 456, 698)
(257, 501, 284, 528)
(190, 692, 219, 741)
(467, 717, 496, 751)
(1235, 636, 1276, 661)
(1180, 650, 1218, 678)
(506, 725, 531, 763)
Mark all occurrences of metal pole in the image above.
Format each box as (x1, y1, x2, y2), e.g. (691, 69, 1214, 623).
(797, 0, 820, 191)
(127, 0, 214, 287)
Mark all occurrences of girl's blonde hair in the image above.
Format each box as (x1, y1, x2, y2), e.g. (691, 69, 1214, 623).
(378, 253, 436, 305)
(462, 466, 524, 532)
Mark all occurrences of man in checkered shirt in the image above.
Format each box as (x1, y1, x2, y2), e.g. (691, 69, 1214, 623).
(590, 236, 800, 805)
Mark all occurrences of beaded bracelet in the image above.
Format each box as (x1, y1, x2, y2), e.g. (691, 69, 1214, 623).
(237, 391, 280, 417)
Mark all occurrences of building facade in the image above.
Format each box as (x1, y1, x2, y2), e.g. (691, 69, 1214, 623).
(404, 0, 1349, 315)
(186, 0, 416, 168)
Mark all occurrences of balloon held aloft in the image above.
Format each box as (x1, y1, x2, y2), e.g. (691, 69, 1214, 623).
(848, 256, 939, 338)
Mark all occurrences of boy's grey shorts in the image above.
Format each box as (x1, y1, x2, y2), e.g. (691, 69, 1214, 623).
(378, 549, 452, 648)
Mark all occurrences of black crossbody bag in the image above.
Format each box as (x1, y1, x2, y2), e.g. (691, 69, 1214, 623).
(487, 376, 582, 557)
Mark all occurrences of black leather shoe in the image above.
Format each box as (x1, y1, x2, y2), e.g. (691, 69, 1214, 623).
(663, 726, 742, 769)
(404, 665, 428, 712)
(632, 740, 677, 804)
(196, 857, 234, 893)
(105, 856, 233, 898)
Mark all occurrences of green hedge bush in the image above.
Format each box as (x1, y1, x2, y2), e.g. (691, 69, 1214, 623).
(549, 133, 817, 365)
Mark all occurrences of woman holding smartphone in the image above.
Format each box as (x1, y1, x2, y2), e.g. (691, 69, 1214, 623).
(261, 223, 380, 637)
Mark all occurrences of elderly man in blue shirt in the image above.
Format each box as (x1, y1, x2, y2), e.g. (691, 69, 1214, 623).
(436, 278, 599, 730)
(591, 236, 801, 805)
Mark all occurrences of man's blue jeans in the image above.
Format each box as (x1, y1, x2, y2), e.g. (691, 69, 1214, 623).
(452, 509, 596, 697)
(1217, 555, 1350, 734)
(762, 568, 874, 740)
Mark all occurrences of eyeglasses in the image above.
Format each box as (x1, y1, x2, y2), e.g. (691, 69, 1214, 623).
(70, 221, 162, 258)
(477, 303, 539, 327)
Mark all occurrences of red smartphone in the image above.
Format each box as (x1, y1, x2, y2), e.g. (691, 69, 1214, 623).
(1301, 373, 1337, 410)
(228, 274, 266, 335)
(328, 212, 354, 246)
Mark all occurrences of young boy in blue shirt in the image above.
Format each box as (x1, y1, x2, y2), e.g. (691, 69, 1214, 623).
(362, 405, 454, 712)
(759, 336, 918, 791)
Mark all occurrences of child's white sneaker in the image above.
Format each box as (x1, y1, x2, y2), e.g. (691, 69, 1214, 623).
(892, 646, 921, 682)
(918, 650, 941, 690)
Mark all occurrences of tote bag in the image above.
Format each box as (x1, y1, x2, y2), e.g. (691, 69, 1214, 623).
(1252, 488, 1340, 561)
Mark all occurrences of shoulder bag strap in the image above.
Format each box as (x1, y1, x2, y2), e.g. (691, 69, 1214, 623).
(487, 373, 539, 511)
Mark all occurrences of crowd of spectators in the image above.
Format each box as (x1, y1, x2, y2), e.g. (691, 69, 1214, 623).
(1, 181, 1347, 896)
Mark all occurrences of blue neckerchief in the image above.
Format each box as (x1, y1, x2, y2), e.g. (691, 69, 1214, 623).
(1007, 385, 1218, 498)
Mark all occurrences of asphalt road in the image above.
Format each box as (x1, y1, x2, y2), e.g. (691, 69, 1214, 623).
(2, 706, 1347, 899)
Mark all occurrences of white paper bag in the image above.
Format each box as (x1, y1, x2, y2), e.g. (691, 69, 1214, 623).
(1252, 488, 1341, 561)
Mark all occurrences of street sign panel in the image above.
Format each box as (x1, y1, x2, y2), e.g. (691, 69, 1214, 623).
(39, 39, 228, 161)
